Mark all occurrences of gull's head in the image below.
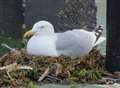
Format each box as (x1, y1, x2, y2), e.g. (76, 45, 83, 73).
(23, 20, 54, 38)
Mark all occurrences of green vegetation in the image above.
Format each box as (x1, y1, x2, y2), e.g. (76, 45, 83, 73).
(28, 81, 38, 88)
(71, 68, 105, 83)
(0, 36, 23, 56)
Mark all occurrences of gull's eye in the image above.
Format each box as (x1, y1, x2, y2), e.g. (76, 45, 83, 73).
(40, 26, 44, 29)
(38, 26, 44, 29)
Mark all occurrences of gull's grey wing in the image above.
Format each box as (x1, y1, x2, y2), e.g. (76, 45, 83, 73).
(55, 30, 95, 56)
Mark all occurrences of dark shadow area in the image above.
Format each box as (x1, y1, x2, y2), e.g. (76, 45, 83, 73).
(106, 0, 120, 72)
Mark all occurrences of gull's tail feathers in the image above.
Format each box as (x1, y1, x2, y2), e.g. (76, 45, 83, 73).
(93, 25, 104, 42)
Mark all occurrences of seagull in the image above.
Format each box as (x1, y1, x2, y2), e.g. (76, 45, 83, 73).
(23, 21, 106, 58)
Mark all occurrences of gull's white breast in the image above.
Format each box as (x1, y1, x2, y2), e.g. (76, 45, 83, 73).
(27, 34, 58, 56)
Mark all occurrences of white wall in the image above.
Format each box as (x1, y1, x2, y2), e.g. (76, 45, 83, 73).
(96, 0, 106, 54)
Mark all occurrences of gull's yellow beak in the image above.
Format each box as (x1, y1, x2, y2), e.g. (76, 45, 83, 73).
(23, 30, 34, 38)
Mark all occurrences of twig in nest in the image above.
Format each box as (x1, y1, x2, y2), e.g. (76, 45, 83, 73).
(0, 63, 33, 80)
(1, 43, 21, 57)
(54, 63, 62, 76)
(38, 67, 50, 82)
(0, 63, 33, 72)
(0, 53, 9, 61)
(6, 71, 14, 81)
(17, 65, 33, 70)
(1, 43, 17, 52)
(0, 63, 18, 72)
(0, 63, 18, 80)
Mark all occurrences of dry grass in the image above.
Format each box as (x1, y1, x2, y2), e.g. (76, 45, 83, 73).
(0, 48, 107, 87)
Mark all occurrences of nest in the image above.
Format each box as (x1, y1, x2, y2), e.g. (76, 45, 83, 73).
(0, 48, 106, 87)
